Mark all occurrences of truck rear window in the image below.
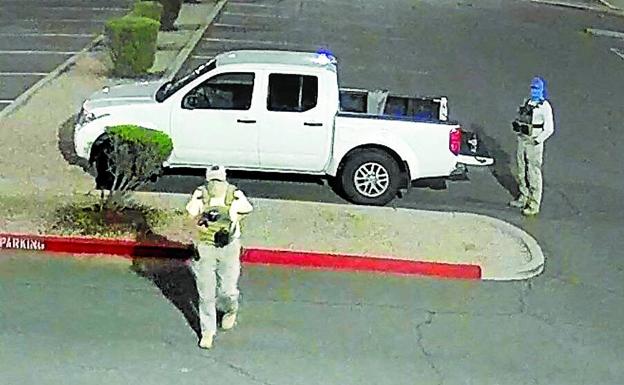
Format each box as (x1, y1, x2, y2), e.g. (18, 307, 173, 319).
(268, 74, 318, 112)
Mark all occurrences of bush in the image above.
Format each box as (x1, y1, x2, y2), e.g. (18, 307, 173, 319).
(131, 1, 163, 22)
(104, 16, 159, 77)
(100, 125, 173, 208)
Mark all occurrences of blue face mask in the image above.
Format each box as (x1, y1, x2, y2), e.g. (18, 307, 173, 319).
(530, 77, 546, 102)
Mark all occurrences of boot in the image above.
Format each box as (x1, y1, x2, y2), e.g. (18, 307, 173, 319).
(198, 334, 214, 349)
(522, 206, 539, 216)
(221, 312, 237, 330)
(509, 196, 527, 208)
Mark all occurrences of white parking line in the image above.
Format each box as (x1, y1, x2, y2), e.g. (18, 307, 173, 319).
(0, 50, 77, 55)
(611, 48, 624, 60)
(0, 33, 95, 38)
(13, 18, 110, 23)
(222, 11, 290, 19)
(40, 6, 126, 11)
(203, 37, 315, 49)
(191, 55, 215, 60)
(228, 2, 279, 8)
(0, 72, 48, 76)
(352, 65, 428, 75)
(0, 4, 125, 11)
(212, 22, 272, 30)
(585, 28, 624, 39)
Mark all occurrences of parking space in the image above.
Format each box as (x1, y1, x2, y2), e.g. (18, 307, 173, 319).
(177, 0, 434, 91)
(0, 0, 131, 112)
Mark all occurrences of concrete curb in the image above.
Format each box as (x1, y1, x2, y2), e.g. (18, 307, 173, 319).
(461, 213, 545, 281)
(0, 35, 105, 121)
(585, 27, 624, 39)
(129, 191, 545, 281)
(164, 0, 229, 79)
(597, 0, 622, 10)
(529, 0, 624, 16)
(0, 232, 482, 280)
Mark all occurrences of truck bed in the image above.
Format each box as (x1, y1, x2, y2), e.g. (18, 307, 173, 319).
(338, 88, 449, 122)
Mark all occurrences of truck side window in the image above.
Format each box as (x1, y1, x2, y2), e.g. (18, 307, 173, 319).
(183, 72, 254, 110)
(267, 74, 318, 112)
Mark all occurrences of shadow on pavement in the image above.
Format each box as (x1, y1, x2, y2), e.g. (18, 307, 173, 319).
(130, 225, 203, 338)
(470, 123, 520, 197)
(131, 254, 202, 339)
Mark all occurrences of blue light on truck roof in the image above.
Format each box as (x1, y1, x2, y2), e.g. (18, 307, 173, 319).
(314, 48, 337, 65)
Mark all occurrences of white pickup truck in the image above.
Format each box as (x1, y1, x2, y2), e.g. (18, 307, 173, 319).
(74, 49, 492, 205)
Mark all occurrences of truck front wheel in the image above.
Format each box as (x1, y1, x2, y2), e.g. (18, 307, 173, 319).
(339, 149, 401, 206)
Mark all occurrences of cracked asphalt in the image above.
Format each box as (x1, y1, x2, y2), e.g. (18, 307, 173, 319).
(1, 250, 622, 384)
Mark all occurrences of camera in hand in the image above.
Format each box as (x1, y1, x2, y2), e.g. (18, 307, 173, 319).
(512, 103, 534, 136)
(197, 209, 220, 227)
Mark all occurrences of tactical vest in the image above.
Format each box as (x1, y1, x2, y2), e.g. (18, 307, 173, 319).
(515, 99, 544, 136)
(196, 180, 237, 246)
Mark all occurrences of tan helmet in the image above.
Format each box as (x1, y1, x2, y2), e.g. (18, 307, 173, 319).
(205, 165, 226, 181)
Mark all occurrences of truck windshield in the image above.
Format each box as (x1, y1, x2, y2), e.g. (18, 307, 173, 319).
(155, 60, 217, 102)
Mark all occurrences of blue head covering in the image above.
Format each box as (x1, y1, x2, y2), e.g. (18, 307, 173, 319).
(530, 76, 547, 102)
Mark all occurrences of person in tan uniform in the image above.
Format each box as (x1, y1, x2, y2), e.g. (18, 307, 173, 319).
(509, 76, 555, 216)
(185, 165, 253, 349)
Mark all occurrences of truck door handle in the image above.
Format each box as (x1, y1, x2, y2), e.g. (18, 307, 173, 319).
(304, 122, 323, 126)
(237, 119, 256, 124)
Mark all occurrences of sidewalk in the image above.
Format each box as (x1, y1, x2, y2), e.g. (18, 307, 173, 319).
(0, 0, 544, 282)
(134, 193, 544, 281)
(149, 0, 227, 78)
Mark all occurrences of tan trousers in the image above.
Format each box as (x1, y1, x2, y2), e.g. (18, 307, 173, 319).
(191, 238, 241, 337)
(516, 137, 544, 211)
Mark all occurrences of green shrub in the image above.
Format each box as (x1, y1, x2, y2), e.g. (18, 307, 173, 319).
(131, 1, 163, 22)
(104, 16, 159, 77)
(107, 124, 173, 159)
(100, 125, 173, 208)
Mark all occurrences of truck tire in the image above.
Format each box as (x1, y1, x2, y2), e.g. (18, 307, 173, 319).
(339, 149, 401, 206)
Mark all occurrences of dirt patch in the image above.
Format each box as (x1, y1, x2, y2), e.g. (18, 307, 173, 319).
(49, 200, 170, 238)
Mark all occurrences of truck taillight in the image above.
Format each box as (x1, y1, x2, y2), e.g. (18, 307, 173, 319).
(449, 128, 462, 155)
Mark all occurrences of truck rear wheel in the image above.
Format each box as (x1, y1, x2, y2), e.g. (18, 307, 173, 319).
(339, 149, 401, 206)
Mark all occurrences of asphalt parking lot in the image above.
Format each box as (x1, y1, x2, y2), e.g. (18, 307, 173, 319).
(0, 0, 131, 112)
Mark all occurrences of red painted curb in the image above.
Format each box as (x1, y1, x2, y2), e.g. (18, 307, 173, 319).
(243, 248, 481, 280)
(0, 233, 481, 280)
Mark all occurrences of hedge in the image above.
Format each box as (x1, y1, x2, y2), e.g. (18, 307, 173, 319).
(131, 1, 163, 22)
(106, 125, 173, 160)
(105, 16, 159, 77)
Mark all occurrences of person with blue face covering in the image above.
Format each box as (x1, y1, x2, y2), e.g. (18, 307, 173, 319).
(509, 76, 555, 216)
